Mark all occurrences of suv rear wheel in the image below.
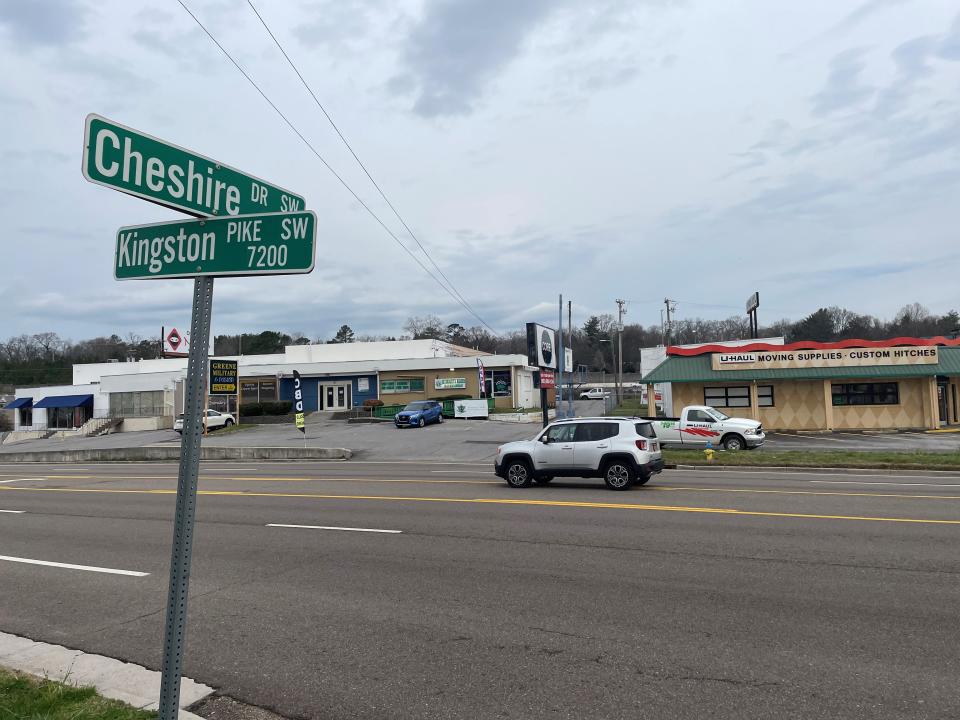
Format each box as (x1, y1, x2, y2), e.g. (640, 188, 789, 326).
(603, 460, 635, 491)
(504, 459, 533, 488)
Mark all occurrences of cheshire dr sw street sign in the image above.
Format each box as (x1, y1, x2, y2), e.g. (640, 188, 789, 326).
(83, 114, 305, 217)
(114, 211, 317, 280)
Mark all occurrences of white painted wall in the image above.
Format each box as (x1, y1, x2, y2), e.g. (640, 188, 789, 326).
(515, 369, 536, 408)
(12, 384, 109, 430)
(284, 339, 484, 364)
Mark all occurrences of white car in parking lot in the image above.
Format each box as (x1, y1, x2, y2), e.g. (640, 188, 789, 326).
(174, 409, 236, 434)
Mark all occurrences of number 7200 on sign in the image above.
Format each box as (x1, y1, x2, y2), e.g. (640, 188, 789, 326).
(114, 210, 317, 280)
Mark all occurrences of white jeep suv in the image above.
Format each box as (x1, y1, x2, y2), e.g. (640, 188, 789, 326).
(494, 417, 665, 491)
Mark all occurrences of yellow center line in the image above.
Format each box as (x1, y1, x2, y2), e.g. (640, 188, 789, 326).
(1, 485, 959, 525)
(649, 486, 960, 501)
(0, 474, 498, 485)
(11, 474, 960, 497)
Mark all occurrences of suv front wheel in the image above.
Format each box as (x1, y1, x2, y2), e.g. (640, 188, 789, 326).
(602, 460, 636, 491)
(504, 459, 533, 488)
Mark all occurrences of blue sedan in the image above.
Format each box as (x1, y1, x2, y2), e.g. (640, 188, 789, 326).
(395, 400, 444, 428)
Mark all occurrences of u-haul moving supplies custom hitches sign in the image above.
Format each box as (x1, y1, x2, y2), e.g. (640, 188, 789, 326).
(713, 347, 939, 371)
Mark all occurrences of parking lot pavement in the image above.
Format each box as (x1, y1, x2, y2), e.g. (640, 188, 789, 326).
(763, 430, 960, 452)
(0, 418, 540, 462)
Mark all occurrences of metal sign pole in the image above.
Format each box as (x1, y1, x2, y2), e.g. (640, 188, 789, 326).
(157, 276, 214, 720)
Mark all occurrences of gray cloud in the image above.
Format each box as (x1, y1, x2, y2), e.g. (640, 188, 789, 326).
(392, 0, 556, 117)
(937, 12, 960, 60)
(831, 0, 909, 36)
(811, 48, 875, 115)
(0, 0, 88, 48)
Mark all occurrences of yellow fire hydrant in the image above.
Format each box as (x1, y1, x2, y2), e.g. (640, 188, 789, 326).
(704, 441, 716, 463)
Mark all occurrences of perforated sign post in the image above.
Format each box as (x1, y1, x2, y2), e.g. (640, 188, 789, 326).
(83, 114, 311, 720)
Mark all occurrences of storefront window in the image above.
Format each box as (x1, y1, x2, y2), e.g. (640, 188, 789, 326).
(110, 391, 166, 417)
(704, 386, 750, 408)
(485, 371, 512, 397)
(382, 378, 425, 394)
(704, 385, 775, 408)
(832, 383, 899, 406)
(758, 386, 774, 407)
(47, 406, 91, 429)
(19, 408, 32, 427)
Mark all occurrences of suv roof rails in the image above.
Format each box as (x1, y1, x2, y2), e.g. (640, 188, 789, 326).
(553, 416, 651, 422)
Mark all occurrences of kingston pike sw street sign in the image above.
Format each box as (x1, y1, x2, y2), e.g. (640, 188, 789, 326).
(83, 114, 305, 217)
(114, 211, 317, 280)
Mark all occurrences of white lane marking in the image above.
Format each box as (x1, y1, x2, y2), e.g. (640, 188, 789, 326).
(810, 480, 960, 487)
(675, 468, 960, 480)
(266, 523, 402, 534)
(430, 470, 494, 474)
(0, 510, 25, 514)
(0, 555, 149, 576)
(0, 479, 41, 484)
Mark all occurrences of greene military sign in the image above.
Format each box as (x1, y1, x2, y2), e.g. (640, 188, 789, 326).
(83, 114, 305, 217)
(114, 211, 317, 280)
(209, 360, 238, 395)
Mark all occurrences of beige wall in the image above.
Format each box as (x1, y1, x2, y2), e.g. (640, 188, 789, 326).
(831, 377, 931, 429)
(378, 368, 516, 409)
(670, 377, 937, 431)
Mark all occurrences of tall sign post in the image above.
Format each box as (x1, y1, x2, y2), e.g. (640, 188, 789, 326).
(527, 322, 557, 428)
(556, 295, 565, 419)
(293, 370, 306, 445)
(83, 114, 313, 720)
(746, 292, 760, 339)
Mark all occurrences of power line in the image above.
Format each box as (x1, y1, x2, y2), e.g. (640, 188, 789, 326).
(244, 1, 489, 332)
(173, 0, 499, 336)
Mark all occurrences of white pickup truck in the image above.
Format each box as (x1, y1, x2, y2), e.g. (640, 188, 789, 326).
(641, 405, 765, 451)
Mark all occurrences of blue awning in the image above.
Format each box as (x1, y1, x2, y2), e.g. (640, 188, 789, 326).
(33, 394, 93, 409)
(5, 397, 32, 410)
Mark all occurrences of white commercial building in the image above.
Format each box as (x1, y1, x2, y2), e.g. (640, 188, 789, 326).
(9, 340, 537, 433)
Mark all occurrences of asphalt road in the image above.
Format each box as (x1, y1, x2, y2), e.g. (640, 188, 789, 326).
(2, 460, 960, 719)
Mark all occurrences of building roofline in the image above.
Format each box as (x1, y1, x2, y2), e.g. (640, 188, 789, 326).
(667, 336, 960, 357)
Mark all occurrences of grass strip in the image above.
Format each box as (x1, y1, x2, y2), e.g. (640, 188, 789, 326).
(0, 666, 155, 720)
(663, 449, 960, 471)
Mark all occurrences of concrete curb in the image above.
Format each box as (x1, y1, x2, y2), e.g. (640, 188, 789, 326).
(0, 446, 352, 463)
(0, 630, 212, 718)
(670, 464, 960, 476)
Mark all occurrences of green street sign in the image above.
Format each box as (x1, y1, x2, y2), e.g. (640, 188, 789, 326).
(114, 211, 317, 280)
(83, 114, 305, 217)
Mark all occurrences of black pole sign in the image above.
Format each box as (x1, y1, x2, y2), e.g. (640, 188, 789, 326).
(293, 370, 305, 434)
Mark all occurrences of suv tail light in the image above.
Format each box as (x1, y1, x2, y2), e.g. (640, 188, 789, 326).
(635, 439, 647, 451)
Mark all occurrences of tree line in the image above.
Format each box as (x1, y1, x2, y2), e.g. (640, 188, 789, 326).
(2, 303, 956, 389)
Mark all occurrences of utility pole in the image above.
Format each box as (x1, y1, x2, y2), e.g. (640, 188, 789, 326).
(567, 300, 574, 419)
(663, 298, 677, 345)
(615, 299, 626, 408)
(557, 294, 564, 419)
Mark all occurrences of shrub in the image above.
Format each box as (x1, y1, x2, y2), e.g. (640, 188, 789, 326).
(240, 403, 263, 416)
(0, 412, 11, 432)
(363, 398, 384, 408)
(262, 401, 292, 415)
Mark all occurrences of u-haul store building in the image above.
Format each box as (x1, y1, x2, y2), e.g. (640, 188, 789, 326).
(642, 338, 960, 431)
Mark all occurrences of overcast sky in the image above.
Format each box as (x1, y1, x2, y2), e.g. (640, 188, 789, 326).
(1, 0, 958, 343)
